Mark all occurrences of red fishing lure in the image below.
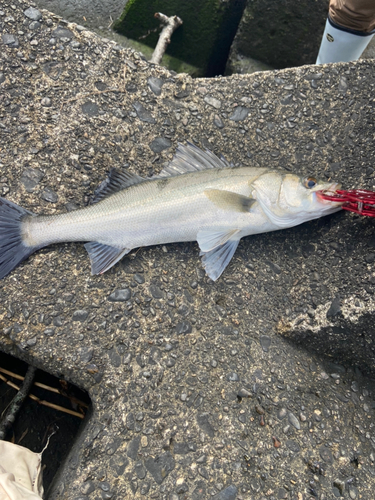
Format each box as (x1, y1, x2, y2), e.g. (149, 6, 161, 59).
(317, 189, 375, 217)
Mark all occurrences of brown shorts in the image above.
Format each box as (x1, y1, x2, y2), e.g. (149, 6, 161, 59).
(329, 0, 375, 33)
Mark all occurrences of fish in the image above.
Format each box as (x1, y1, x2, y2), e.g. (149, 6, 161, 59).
(0, 142, 343, 281)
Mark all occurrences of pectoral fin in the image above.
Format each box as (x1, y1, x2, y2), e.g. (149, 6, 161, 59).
(84, 242, 131, 274)
(204, 189, 256, 213)
(197, 227, 241, 281)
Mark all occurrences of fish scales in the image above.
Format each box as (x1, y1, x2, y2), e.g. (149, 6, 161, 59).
(23, 167, 268, 249)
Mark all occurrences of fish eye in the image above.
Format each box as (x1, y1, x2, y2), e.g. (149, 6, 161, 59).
(304, 176, 317, 189)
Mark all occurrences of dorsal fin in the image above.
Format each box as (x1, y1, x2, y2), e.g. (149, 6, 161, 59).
(158, 142, 232, 178)
(91, 168, 144, 204)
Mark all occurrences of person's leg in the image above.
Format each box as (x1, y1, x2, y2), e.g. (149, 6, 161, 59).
(316, 0, 375, 64)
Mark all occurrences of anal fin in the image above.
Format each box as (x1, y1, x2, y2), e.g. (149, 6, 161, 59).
(200, 239, 240, 281)
(197, 227, 240, 253)
(197, 227, 241, 281)
(84, 242, 131, 275)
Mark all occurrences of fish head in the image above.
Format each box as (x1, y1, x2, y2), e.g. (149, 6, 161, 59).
(251, 171, 343, 228)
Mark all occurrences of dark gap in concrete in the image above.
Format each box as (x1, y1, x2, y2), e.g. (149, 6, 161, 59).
(0, 351, 91, 493)
(205, 0, 248, 77)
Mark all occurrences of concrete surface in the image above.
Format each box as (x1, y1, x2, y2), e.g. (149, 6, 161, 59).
(32, 0, 126, 30)
(1, 2, 375, 500)
(362, 36, 375, 60)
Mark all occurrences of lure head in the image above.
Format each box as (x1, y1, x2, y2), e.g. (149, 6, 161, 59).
(251, 171, 343, 228)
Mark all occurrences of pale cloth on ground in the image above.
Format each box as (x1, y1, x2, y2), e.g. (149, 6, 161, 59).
(0, 441, 43, 500)
(329, 0, 375, 33)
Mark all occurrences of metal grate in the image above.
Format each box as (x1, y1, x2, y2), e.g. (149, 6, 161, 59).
(0, 351, 91, 493)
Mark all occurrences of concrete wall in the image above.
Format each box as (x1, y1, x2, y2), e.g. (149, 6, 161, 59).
(226, 0, 330, 74)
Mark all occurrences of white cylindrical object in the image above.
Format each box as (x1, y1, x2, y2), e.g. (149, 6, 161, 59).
(316, 17, 374, 64)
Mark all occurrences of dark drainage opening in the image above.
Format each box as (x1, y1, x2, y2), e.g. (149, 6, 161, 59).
(0, 351, 91, 494)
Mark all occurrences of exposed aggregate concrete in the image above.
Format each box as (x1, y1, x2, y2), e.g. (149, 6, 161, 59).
(1, 2, 375, 500)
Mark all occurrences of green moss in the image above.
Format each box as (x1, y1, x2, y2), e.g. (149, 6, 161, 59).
(113, 0, 246, 76)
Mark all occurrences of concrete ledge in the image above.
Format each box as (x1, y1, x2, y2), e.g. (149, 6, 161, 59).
(1, 2, 375, 499)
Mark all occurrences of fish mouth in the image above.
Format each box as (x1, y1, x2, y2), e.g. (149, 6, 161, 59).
(329, 182, 341, 191)
(316, 182, 344, 207)
(326, 182, 341, 193)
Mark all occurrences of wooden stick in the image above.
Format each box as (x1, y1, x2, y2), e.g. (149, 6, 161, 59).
(0, 373, 20, 391)
(1, 367, 60, 392)
(0, 373, 85, 419)
(0, 365, 36, 439)
(150, 12, 183, 65)
(28, 394, 85, 419)
(0, 367, 89, 408)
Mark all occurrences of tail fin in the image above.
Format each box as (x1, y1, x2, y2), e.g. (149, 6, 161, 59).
(0, 197, 36, 279)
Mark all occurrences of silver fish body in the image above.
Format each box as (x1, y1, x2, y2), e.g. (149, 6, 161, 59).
(0, 143, 342, 280)
(23, 167, 270, 248)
